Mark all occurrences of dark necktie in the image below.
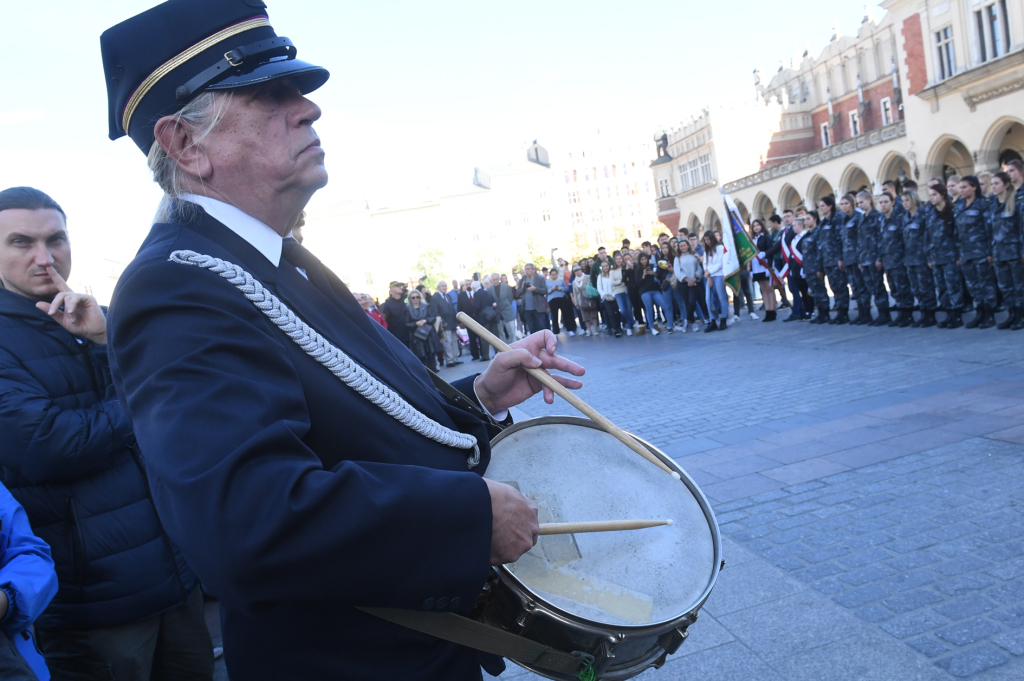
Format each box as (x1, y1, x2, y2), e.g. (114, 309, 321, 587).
(282, 236, 335, 296)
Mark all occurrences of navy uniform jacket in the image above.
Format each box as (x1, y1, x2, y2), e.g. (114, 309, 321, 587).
(953, 198, 989, 261)
(818, 214, 842, 266)
(839, 211, 863, 265)
(107, 208, 500, 680)
(902, 210, 927, 267)
(879, 211, 905, 269)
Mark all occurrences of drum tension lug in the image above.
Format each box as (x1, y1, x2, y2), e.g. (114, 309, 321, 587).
(721, 558, 727, 570)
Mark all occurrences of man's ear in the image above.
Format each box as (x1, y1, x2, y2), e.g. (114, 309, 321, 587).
(153, 115, 213, 183)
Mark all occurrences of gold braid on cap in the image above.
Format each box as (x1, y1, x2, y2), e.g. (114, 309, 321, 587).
(122, 16, 270, 136)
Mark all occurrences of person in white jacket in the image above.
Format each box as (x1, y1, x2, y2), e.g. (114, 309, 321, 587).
(596, 260, 623, 337)
(702, 231, 730, 332)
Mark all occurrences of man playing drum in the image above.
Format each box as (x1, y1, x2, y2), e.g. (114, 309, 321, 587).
(100, 1, 584, 678)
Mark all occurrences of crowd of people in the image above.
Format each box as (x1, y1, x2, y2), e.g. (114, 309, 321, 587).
(366, 159, 1024, 369)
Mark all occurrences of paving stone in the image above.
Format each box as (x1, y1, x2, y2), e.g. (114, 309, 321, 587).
(882, 589, 944, 614)
(880, 570, 937, 593)
(833, 584, 889, 609)
(992, 604, 1024, 629)
(906, 635, 949, 658)
(935, 644, 1010, 676)
(771, 630, 950, 681)
(881, 611, 947, 639)
(840, 565, 897, 587)
(934, 555, 992, 576)
(855, 603, 894, 623)
(933, 594, 997, 620)
(993, 628, 1024, 656)
(933, 573, 995, 597)
(989, 579, 1024, 604)
(839, 547, 892, 568)
(935, 617, 1003, 646)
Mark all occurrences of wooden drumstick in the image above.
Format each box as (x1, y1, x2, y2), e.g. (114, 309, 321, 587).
(456, 312, 679, 479)
(539, 519, 673, 535)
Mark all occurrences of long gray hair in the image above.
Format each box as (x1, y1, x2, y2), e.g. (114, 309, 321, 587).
(147, 91, 232, 222)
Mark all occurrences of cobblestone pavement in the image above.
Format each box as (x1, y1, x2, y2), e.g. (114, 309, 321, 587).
(464, 314, 1024, 680)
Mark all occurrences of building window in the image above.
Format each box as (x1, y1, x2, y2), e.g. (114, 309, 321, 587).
(975, 2, 1010, 63)
(658, 178, 671, 197)
(595, 187, 601, 200)
(880, 97, 893, 126)
(564, 171, 571, 184)
(542, 210, 551, 222)
(698, 155, 712, 185)
(848, 111, 860, 137)
(821, 122, 831, 147)
(603, 166, 609, 178)
(569, 191, 580, 204)
(935, 27, 956, 80)
(679, 165, 691, 192)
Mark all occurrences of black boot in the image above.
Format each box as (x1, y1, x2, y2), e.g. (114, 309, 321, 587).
(946, 310, 964, 329)
(898, 310, 914, 328)
(998, 306, 1017, 330)
(811, 306, 829, 324)
(911, 310, 923, 328)
(938, 309, 950, 328)
(874, 309, 892, 326)
(919, 310, 937, 327)
(835, 309, 850, 325)
(704, 320, 718, 332)
(978, 304, 997, 329)
(763, 310, 777, 322)
(965, 305, 983, 329)
(886, 310, 900, 327)
(854, 311, 873, 325)
(1013, 309, 1024, 330)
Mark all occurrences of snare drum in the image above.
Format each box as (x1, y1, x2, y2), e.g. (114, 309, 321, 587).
(478, 416, 721, 680)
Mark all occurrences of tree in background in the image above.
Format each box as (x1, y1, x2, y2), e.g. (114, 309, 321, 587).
(412, 247, 446, 289)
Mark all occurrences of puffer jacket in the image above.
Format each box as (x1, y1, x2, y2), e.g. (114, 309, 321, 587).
(0, 289, 196, 631)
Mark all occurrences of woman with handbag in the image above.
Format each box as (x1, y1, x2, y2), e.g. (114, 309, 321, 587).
(597, 260, 623, 337)
(638, 253, 671, 335)
(405, 291, 442, 370)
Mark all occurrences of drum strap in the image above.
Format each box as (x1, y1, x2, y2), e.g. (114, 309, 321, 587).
(357, 607, 595, 678)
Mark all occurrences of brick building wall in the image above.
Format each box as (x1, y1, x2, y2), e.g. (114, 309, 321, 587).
(901, 13, 928, 96)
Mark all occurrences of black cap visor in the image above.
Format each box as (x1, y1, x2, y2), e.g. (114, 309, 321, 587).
(206, 57, 329, 96)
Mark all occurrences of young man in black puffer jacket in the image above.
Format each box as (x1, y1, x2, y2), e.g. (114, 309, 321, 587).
(0, 187, 212, 680)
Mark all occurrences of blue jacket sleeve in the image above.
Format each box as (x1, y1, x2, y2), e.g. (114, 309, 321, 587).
(0, 484, 58, 636)
(108, 260, 492, 615)
(0, 346, 134, 485)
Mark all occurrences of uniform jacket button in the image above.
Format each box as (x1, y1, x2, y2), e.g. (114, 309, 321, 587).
(449, 597, 462, 609)
(422, 598, 435, 610)
(436, 597, 449, 610)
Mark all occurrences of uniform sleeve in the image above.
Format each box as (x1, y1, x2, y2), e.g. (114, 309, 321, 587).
(0, 485, 58, 636)
(108, 260, 492, 615)
(0, 348, 134, 485)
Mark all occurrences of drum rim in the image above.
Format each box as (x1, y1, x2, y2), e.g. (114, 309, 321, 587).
(488, 415, 723, 633)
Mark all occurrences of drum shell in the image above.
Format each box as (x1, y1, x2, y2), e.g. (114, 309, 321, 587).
(477, 416, 722, 681)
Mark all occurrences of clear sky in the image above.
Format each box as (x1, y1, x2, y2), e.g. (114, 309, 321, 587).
(0, 0, 880, 294)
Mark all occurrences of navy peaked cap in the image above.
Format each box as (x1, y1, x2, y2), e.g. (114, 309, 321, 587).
(101, 0, 329, 154)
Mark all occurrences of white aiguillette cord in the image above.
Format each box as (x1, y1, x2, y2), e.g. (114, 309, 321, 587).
(168, 250, 481, 468)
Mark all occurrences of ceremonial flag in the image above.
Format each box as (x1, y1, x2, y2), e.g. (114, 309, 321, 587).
(721, 192, 757, 294)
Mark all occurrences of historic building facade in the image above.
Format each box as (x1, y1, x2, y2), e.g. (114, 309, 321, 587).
(653, 0, 1024, 232)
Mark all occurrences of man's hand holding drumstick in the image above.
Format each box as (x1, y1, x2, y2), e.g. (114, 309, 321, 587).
(475, 329, 586, 565)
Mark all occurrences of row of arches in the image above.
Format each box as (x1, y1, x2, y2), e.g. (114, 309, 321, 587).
(733, 116, 1024, 223)
(680, 116, 1024, 234)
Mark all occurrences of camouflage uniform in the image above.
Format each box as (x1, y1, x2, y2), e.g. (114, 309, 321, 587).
(800, 225, 830, 312)
(902, 208, 937, 311)
(880, 209, 913, 311)
(924, 202, 964, 311)
(860, 209, 890, 317)
(818, 213, 849, 315)
(840, 210, 871, 316)
(954, 197, 998, 308)
(988, 196, 1024, 308)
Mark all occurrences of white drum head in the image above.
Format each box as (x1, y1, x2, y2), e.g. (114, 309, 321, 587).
(486, 419, 716, 628)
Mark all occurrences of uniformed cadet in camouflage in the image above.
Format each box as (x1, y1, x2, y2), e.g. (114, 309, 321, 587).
(955, 176, 998, 329)
(902, 191, 938, 327)
(857, 191, 891, 326)
(838, 194, 872, 324)
(801, 211, 831, 324)
(877, 192, 913, 327)
(987, 171, 1024, 331)
(882, 180, 907, 223)
(925, 182, 965, 328)
(817, 195, 849, 324)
